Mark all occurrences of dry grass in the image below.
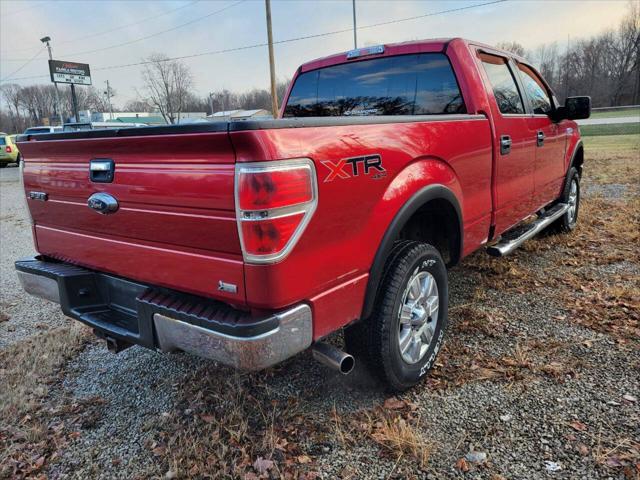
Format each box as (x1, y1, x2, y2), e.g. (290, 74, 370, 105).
(0, 323, 89, 419)
(582, 134, 639, 185)
(431, 335, 582, 390)
(367, 412, 433, 469)
(148, 367, 328, 479)
(0, 323, 91, 478)
(462, 192, 640, 342)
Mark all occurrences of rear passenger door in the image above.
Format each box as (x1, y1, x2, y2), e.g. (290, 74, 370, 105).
(477, 53, 536, 235)
(515, 63, 566, 208)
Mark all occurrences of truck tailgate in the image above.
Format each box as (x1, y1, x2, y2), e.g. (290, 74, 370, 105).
(18, 131, 245, 304)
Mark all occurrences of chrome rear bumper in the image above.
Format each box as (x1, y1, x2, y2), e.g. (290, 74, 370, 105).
(153, 305, 312, 370)
(15, 256, 313, 371)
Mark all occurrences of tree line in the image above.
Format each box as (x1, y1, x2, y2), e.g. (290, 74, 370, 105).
(497, 1, 639, 108)
(1, 2, 637, 133)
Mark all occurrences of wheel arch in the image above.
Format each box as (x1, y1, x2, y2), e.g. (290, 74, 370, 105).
(361, 184, 462, 319)
(568, 139, 584, 177)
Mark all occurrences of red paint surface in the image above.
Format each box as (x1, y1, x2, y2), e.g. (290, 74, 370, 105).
(18, 38, 581, 340)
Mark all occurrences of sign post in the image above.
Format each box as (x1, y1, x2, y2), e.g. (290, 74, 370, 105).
(48, 60, 92, 123)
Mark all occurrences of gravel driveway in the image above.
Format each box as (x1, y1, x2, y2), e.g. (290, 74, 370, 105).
(0, 166, 68, 349)
(1, 136, 638, 479)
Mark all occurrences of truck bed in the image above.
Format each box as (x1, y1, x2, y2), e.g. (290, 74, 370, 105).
(18, 114, 491, 318)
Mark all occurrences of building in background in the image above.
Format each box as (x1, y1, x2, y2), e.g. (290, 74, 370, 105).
(88, 111, 208, 125)
(207, 109, 271, 121)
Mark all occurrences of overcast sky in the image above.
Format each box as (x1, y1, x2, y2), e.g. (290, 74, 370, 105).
(0, 0, 632, 106)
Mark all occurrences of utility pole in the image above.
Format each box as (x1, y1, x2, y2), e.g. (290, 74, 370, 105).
(265, 0, 278, 118)
(564, 34, 570, 101)
(104, 80, 114, 120)
(208, 92, 214, 116)
(40, 36, 64, 125)
(69, 84, 79, 123)
(104, 80, 113, 120)
(352, 0, 357, 49)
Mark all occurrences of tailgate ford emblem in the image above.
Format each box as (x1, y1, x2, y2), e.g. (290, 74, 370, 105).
(87, 192, 119, 214)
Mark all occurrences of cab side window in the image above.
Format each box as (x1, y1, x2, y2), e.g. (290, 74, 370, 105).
(517, 64, 552, 115)
(479, 54, 525, 115)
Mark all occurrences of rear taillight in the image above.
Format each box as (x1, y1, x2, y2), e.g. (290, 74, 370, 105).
(5, 146, 11, 153)
(236, 159, 317, 263)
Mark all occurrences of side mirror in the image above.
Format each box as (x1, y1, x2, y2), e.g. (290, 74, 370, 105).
(561, 96, 591, 120)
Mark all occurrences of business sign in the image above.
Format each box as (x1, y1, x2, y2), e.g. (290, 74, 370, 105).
(48, 60, 91, 85)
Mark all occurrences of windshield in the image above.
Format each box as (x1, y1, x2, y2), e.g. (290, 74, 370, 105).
(284, 53, 465, 117)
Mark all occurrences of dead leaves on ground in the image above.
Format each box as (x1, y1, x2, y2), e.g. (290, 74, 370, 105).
(0, 325, 92, 479)
(463, 194, 640, 342)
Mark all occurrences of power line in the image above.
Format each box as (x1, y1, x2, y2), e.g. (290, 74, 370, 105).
(61, 0, 245, 58)
(1, 0, 200, 56)
(1, 0, 507, 84)
(56, 0, 201, 47)
(0, 1, 45, 19)
(0, 48, 45, 83)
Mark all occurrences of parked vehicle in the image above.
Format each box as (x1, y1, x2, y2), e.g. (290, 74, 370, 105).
(0, 134, 20, 167)
(62, 122, 148, 132)
(15, 38, 589, 390)
(23, 126, 62, 135)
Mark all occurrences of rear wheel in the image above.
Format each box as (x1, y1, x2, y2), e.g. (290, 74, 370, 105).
(346, 241, 448, 391)
(0, 163, 7, 169)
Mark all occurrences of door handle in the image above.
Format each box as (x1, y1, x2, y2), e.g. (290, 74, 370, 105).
(536, 131, 545, 147)
(500, 135, 512, 155)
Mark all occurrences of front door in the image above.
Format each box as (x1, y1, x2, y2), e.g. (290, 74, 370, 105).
(515, 63, 567, 208)
(477, 52, 537, 236)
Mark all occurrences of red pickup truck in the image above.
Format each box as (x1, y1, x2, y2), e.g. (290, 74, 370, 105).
(16, 38, 590, 391)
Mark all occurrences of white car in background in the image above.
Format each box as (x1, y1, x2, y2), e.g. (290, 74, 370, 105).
(23, 126, 63, 135)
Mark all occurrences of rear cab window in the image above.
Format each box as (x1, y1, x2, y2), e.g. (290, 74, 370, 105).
(479, 53, 525, 115)
(284, 53, 466, 117)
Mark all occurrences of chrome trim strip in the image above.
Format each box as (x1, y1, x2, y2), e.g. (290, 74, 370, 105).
(153, 303, 313, 370)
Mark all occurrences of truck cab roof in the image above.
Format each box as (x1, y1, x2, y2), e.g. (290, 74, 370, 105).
(298, 38, 527, 73)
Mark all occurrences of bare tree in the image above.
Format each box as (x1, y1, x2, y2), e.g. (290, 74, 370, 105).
(496, 41, 527, 57)
(0, 84, 25, 132)
(141, 54, 194, 124)
(84, 86, 114, 112)
(124, 97, 155, 112)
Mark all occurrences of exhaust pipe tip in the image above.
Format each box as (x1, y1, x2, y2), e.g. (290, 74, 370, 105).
(339, 354, 355, 374)
(312, 342, 355, 375)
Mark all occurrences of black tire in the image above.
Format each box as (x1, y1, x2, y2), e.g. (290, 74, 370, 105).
(550, 167, 580, 233)
(15, 155, 21, 166)
(0, 163, 7, 168)
(344, 240, 416, 361)
(347, 240, 448, 391)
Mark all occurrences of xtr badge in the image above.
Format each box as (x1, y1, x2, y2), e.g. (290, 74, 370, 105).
(321, 154, 385, 182)
(87, 192, 119, 215)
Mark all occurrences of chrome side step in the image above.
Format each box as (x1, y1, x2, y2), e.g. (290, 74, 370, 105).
(487, 203, 568, 257)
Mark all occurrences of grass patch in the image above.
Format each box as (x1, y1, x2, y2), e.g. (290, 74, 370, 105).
(0, 323, 89, 419)
(580, 123, 639, 136)
(581, 134, 639, 185)
(0, 323, 91, 478)
(148, 368, 327, 479)
(583, 133, 640, 155)
(367, 410, 433, 468)
(590, 107, 640, 119)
